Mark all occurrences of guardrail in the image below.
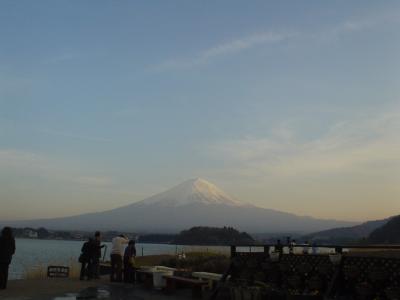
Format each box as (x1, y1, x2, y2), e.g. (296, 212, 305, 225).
(230, 243, 400, 256)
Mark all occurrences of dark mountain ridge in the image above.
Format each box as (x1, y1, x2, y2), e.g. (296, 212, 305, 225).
(304, 217, 392, 243)
(367, 215, 400, 244)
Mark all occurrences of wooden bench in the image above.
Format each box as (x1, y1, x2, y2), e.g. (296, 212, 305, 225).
(163, 275, 208, 299)
(192, 272, 224, 289)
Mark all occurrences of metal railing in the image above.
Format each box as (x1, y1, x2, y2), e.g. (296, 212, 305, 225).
(230, 243, 400, 257)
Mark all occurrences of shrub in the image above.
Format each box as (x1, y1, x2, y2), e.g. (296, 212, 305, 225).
(160, 251, 230, 274)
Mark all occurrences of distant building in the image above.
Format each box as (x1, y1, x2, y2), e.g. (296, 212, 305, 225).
(23, 229, 38, 238)
(72, 233, 84, 240)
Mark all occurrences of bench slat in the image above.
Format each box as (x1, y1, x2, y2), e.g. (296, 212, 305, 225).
(163, 275, 208, 285)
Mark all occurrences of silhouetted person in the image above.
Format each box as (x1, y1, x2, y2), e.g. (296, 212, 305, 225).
(93, 231, 105, 279)
(0, 227, 15, 290)
(289, 239, 296, 254)
(302, 240, 310, 254)
(312, 242, 318, 255)
(110, 234, 128, 282)
(79, 238, 95, 280)
(275, 239, 283, 254)
(123, 240, 137, 283)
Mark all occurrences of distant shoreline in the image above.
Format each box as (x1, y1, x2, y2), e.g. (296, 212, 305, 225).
(14, 237, 237, 247)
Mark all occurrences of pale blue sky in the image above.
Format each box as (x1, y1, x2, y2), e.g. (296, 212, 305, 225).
(1, 1, 399, 222)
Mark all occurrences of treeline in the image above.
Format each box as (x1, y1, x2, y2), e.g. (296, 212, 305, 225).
(131, 227, 256, 245)
(9, 226, 255, 246)
(10, 227, 137, 241)
(173, 226, 255, 246)
(11, 227, 74, 240)
(138, 234, 177, 244)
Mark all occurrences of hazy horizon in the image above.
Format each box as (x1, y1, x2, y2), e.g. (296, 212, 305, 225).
(1, 1, 399, 223)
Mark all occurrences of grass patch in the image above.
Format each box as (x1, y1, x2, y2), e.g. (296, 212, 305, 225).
(104, 251, 231, 274)
(135, 254, 175, 267)
(160, 251, 230, 274)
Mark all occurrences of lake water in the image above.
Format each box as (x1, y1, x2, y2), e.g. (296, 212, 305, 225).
(9, 239, 230, 279)
(9, 239, 335, 280)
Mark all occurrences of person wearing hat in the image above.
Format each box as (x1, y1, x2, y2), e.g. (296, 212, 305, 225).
(110, 234, 129, 282)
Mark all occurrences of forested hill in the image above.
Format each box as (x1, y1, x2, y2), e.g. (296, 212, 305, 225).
(367, 215, 400, 244)
(302, 217, 390, 244)
(173, 226, 255, 245)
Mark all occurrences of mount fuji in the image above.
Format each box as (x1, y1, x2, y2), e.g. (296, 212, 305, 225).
(3, 178, 356, 233)
(139, 178, 243, 207)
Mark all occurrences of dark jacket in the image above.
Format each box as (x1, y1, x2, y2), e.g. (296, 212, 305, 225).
(0, 236, 16, 264)
(94, 239, 104, 259)
(81, 239, 96, 262)
(123, 245, 136, 264)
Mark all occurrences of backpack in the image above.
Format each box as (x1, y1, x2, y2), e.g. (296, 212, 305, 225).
(79, 241, 90, 263)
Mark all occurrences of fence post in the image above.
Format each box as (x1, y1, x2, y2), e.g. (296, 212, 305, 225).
(230, 245, 236, 257)
(335, 246, 343, 254)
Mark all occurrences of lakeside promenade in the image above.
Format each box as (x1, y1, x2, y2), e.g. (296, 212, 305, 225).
(1, 277, 192, 300)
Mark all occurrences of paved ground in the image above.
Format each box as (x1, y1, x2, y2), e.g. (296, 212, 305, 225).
(54, 284, 194, 300)
(0, 278, 196, 300)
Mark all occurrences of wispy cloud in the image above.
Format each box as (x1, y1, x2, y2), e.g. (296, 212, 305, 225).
(317, 11, 400, 44)
(43, 52, 80, 64)
(39, 128, 112, 143)
(152, 31, 295, 71)
(201, 108, 400, 221)
(337, 11, 399, 33)
(207, 108, 400, 178)
(152, 10, 399, 72)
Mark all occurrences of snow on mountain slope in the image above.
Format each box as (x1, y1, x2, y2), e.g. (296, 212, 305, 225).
(138, 178, 243, 207)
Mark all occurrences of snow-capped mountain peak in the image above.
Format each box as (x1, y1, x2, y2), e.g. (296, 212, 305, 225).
(139, 178, 243, 207)
(4, 177, 357, 233)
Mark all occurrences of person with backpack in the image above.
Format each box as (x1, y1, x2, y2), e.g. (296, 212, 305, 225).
(0, 227, 15, 290)
(79, 238, 95, 280)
